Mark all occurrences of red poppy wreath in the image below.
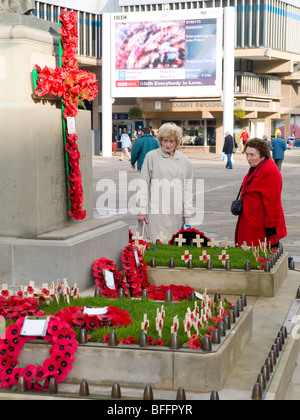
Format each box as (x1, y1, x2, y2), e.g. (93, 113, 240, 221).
(55, 305, 131, 330)
(0, 316, 77, 390)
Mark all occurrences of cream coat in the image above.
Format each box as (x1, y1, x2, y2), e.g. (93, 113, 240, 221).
(138, 147, 193, 243)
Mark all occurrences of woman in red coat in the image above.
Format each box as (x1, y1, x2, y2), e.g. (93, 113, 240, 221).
(235, 138, 287, 248)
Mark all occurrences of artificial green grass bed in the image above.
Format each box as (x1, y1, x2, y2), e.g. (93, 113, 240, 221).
(42, 295, 231, 348)
(143, 243, 268, 270)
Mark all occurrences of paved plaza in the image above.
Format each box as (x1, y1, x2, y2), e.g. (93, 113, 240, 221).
(92, 148, 300, 267)
(91, 147, 300, 400)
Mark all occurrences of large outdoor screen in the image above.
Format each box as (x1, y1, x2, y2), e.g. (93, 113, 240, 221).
(110, 9, 223, 98)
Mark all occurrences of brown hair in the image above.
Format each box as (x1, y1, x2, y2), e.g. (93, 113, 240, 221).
(245, 138, 271, 159)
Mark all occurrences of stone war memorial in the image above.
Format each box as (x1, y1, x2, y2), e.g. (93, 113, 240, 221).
(0, 6, 298, 404)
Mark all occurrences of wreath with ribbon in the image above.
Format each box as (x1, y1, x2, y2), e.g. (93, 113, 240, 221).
(0, 316, 77, 390)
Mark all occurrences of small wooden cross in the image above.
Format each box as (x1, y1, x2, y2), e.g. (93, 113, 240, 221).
(221, 237, 232, 249)
(241, 241, 250, 251)
(192, 234, 204, 248)
(208, 238, 219, 248)
(219, 250, 229, 265)
(155, 231, 168, 244)
(199, 250, 210, 262)
(132, 231, 144, 247)
(175, 234, 186, 247)
(171, 315, 179, 334)
(181, 250, 192, 263)
(141, 314, 149, 332)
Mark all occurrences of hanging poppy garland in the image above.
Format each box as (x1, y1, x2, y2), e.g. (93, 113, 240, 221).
(0, 296, 44, 322)
(0, 316, 77, 390)
(34, 10, 98, 220)
(93, 258, 129, 299)
(55, 305, 131, 330)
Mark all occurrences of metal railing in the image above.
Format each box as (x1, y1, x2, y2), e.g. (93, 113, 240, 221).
(235, 72, 280, 97)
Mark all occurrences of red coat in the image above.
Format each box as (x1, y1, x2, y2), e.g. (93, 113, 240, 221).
(235, 158, 287, 247)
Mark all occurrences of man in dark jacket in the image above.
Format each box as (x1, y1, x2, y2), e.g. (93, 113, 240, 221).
(222, 131, 237, 169)
(131, 127, 159, 171)
(271, 133, 287, 171)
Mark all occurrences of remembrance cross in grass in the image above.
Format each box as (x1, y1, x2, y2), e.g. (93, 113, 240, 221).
(32, 10, 98, 220)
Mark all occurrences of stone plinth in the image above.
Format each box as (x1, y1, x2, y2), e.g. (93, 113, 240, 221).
(147, 253, 288, 297)
(0, 17, 128, 290)
(18, 306, 253, 393)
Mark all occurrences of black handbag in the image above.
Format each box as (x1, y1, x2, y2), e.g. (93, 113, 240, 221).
(231, 186, 243, 216)
(231, 159, 266, 216)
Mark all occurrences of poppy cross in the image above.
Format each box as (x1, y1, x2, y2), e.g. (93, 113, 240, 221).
(32, 10, 98, 220)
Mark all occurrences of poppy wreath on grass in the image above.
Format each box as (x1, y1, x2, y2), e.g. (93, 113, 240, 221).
(169, 228, 210, 247)
(0, 316, 77, 390)
(55, 306, 132, 330)
(147, 284, 196, 302)
(93, 257, 129, 299)
(0, 296, 44, 322)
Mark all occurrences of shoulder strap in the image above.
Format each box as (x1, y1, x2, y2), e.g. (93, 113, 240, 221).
(241, 159, 267, 198)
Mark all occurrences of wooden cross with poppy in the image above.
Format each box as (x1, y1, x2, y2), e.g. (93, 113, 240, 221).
(32, 10, 98, 220)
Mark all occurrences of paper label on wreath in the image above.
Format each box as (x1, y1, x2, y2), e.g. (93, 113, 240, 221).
(67, 117, 76, 134)
(194, 292, 204, 300)
(103, 269, 116, 290)
(20, 317, 49, 337)
(83, 307, 108, 316)
(133, 248, 141, 267)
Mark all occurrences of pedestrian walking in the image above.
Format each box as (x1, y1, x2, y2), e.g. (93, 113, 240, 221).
(271, 132, 287, 171)
(223, 131, 237, 169)
(131, 127, 159, 171)
(119, 129, 132, 161)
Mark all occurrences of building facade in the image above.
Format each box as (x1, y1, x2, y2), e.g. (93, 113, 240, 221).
(34, 0, 300, 152)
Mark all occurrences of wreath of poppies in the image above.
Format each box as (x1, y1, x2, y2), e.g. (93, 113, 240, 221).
(0, 316, 77, 390)
(0, 296, 44, 322)
(34, 10, 98, 220)
(122, 244, 149, 297)
(93, 258, 129, 299)
(55, 306, 131, 330)
(169, 228, 210, 246)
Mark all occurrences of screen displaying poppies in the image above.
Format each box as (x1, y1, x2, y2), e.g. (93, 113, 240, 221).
(110, 9, 223, 98)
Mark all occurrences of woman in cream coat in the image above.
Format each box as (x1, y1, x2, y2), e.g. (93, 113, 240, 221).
(138, 123, 193, 243)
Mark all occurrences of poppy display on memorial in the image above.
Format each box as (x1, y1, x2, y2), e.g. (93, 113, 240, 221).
(33, 10, 98, 220)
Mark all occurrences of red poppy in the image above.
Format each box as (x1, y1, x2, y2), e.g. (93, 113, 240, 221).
(156, 339, 164, 346)
(43, 358, 58, 377)
(42, 289, 50, 297)
(148, 336, 155, 345)
(21, 364, 36, 382)
(127, 337, 136, 345)
(1, 290, 9, 298)
(27, 286, 34, 295)
(5, 324, 21, 341)
(11, 366, 22, 387)
(47, 318, 61, 335)
(103, 334, 110, 343)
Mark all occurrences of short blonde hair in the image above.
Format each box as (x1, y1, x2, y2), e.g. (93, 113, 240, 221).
(156, 123, 182, 148)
